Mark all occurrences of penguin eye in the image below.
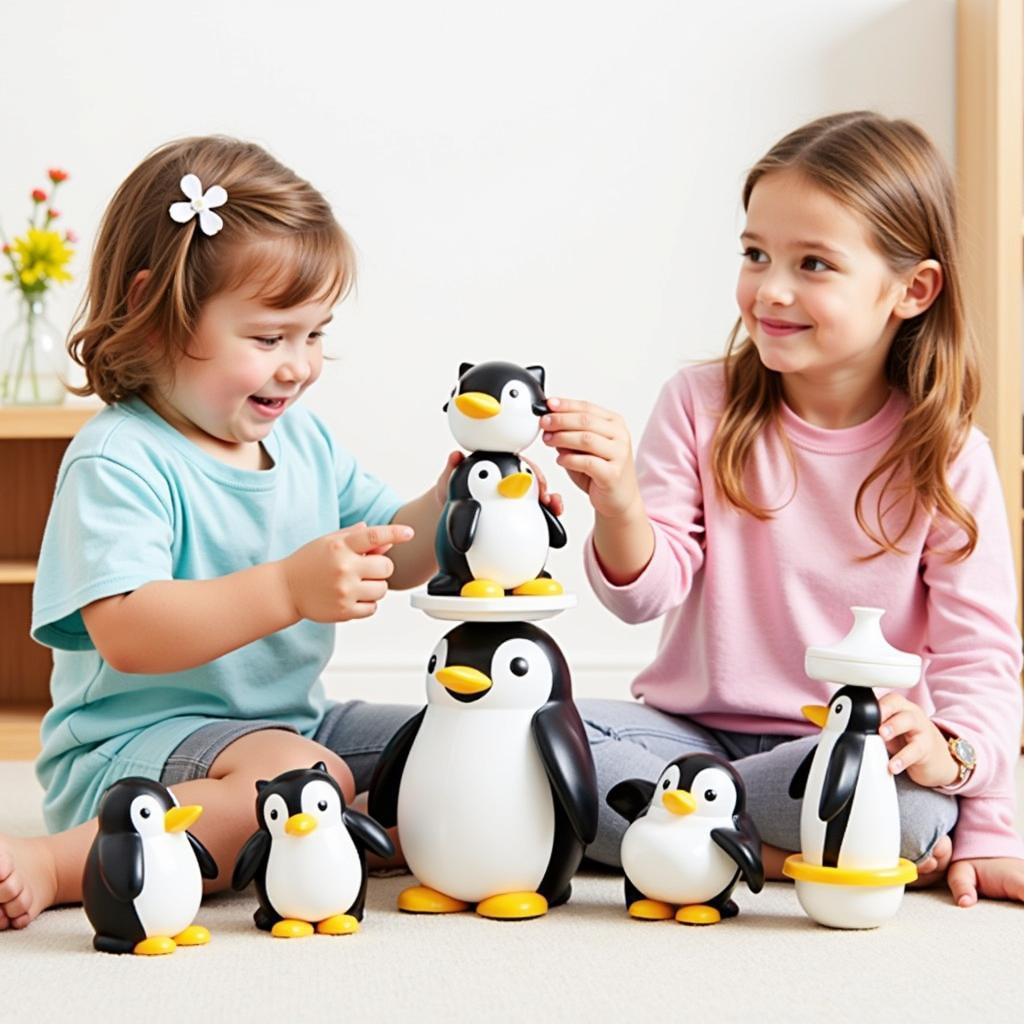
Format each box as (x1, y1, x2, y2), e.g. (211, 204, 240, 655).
(510, 388, 519, 398)
(269, 809, 278, 821)
(524, 466, 533, 475)
(704, 789, 717, 802)
(662, 779, 670, 790)
(836, 703, 845, 714)
(479, 470, 489, 479)
(510, 657, 529, 676)
(427, 654, 437, 673)
(318, 800, 328, 812)
(140, 807, 151, 819)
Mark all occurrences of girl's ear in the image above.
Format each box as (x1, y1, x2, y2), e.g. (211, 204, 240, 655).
(127, 269, 151, 314)
(893, 259, 943, 320)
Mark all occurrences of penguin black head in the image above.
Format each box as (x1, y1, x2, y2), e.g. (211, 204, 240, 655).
(443, 361, 548, 453)
(446, 451, 537, 504)
(96, 777, 201, 839)
(254, 763, 347, 839)
(648, 754, 746, 822)
(802, 685, 880, 736)
(424, 620, 571, 709)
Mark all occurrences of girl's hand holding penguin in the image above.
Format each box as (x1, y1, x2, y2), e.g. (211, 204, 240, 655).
(541, 398, 640, 520)
(435, 449, 564, 516)
(280, 522, 414, 622)
(877, 692, 960, 787)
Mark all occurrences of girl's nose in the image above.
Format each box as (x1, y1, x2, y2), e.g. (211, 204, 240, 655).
(277, 352, 311, 384)
(757, 272, 794, 307)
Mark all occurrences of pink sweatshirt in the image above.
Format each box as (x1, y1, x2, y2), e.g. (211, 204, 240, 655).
(585, 361, 1023, 860)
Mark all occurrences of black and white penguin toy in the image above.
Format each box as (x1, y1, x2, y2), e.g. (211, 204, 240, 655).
(444, 360, 549, 455)
(369, 621, 598, 919)
(789, 685, 899, 870)
(83, 777, 218, 955)
(607, 754, 764, 925)
(428, 450, 567, 598)
(232, 763, 395, 938)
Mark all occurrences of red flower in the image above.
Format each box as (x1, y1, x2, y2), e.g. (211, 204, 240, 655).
(31, 188, 47, 203)
(65, 229, 78, 244)
(48, 209, 60, 220)
(1, 243, 11, 254)
(48, 168, 69, 183)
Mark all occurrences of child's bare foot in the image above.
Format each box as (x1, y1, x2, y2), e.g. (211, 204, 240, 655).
(0, 835, 59, 930)
(910, 834, 953, 888)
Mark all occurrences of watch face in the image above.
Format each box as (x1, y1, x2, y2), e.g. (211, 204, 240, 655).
(952, 737, 977, 767)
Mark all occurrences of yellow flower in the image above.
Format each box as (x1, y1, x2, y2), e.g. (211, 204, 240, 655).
(10, 228, 73, 287)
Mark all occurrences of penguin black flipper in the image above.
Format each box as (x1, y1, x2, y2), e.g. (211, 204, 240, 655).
(606, 779, 657, 823)
(788, 744, 815, 800)
(97, 833, 144, 902)
(367, 708, 427, 828)
(710, 813, 765, 893)
(819, 732, 864, 822)
(187, 831, 219, 881)
(531, 701, 599, 844)
(541, 501, 567, 550)
(231, 829, 270, 891)
(447, 500, 481, 554)
(343, 807, 396, 860)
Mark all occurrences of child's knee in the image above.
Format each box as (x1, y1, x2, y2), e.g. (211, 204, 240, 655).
(897, 783, 958, 863)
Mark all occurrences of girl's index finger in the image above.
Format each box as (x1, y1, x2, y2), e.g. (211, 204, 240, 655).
(545, 397, 613, 419)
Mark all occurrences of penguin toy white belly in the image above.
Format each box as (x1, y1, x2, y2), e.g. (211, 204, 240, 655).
(83, 778, 218, 955)
(369, 621, 598, 919)
(608, 754, 764, 925)
(232, 763, 395, 938)
(428, 451, 566, 597)
(789, 685, 900, 870)
(443, 360, 549, 454)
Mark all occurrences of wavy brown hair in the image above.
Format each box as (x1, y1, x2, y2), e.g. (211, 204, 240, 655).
(68, 136, 354, 404)
(710, 111, 979, 561)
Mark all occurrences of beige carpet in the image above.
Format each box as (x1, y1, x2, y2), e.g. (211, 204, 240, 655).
(3, 759, 1023, 1023)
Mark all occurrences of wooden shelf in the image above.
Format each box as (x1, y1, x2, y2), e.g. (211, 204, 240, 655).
(0, 403, 100, 439)
(0, 560, 36, 585)
(0, 706, 44, 760)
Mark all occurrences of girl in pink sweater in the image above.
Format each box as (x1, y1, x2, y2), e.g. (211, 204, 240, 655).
(543, 111, 1024, 908)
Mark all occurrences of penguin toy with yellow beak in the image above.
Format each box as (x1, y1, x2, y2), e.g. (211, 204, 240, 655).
(369, 621, 598, 919)
(428, 451, 567, 597)
(232, 763, 394, 938)
(607, 754, 764, 925)
(83, 777, 218, 954)
(444, 360, 549, 454)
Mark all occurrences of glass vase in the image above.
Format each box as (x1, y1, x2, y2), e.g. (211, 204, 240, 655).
(0, 297, 68, 405)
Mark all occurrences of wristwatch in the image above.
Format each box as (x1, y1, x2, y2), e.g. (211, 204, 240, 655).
(947, 735, 977, 785)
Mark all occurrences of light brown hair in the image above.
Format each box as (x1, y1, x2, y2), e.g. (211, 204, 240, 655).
(68, 136, 354, 403)
(710, 111, 979, 560)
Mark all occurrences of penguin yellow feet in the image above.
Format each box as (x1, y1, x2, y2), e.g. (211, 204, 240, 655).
(628, 899, 674, 921)
(172, 925, 210, 946)
(133, 935, 177, 955)
(271, 919, 315, 939)
(512, 577, 564, 597)
(316, 914, 359, 936)
(460, 579, 504, 598)
(398, 885, 470, 914)
(675, 904, 721, 926)
(475, 891, 548, 920)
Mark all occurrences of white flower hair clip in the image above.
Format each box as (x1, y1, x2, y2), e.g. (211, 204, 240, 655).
(168, 174, 228, 236)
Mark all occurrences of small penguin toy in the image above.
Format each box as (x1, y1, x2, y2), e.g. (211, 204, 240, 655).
(444, 361, 549, 454)
(232, 763, 395, 938)
(607, 754, 764, 925)
(83, 777, 218, 955)
(789, 685, 899, 870)
(428, 450, 567, 597)
(369, 620, 598, 919)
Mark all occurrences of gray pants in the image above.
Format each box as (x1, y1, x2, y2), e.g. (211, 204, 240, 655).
(162, 697, 958, 868)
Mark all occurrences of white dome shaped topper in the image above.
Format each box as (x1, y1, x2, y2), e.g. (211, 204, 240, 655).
(804, 607, 921, 690)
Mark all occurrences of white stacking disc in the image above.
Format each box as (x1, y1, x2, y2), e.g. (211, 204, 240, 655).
(804, 606, 921, 690)
(410, 591, 576, 622)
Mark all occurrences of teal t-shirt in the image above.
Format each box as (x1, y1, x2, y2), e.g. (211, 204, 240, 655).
(32, 397, 403, 832)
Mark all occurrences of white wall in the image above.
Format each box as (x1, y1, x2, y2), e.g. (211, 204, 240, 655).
(1, 0, 955, 703)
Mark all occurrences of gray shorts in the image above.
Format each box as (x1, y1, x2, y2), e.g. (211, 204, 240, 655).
(159, 700, 417, 795)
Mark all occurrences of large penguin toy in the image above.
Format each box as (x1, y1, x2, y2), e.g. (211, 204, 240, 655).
(232, 763, 394, 938)
(789, 685, 899, 870)
(83, 777, 218, 955)
(607, 754, 764, 925)
(369, 621, 598, 919)
(443, 361, 549, 454)
(428, 450, 567, 597)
